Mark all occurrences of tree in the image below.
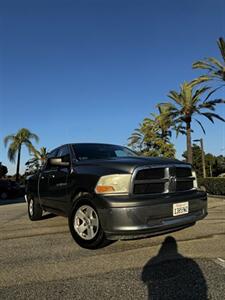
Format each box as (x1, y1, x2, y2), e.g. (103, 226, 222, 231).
(25, 147, 48, 175)
(161, 79, 225, 164)
(203, 151, 216, 177)
(213, 155, 225, 176)
(183, 144, 203, 177)
(128, 108, 176, 158)
(193, 37, 225, 85)
(0, 162, 8, 178)
(33, 147, 48, 165)
(182, 145, 225, 177)
(4, 128, 39, 181)
(128, 126, 145, 152)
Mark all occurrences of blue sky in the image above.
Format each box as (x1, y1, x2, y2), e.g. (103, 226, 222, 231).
(0, 0, 225, 175)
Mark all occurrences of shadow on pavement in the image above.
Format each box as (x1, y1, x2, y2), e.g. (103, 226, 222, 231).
(41, 213, 57, 220)
(141, 236, 207, 300)
(0, 197, 25, 206)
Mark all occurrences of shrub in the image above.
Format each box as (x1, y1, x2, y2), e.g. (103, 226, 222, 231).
(198, 177, 225, 195)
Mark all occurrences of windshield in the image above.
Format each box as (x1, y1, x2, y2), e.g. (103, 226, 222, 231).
(72, 144, 138, 161)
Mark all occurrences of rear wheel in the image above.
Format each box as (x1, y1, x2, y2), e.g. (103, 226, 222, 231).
(28, 197, 43, 221)
(69, 195, 107, 249)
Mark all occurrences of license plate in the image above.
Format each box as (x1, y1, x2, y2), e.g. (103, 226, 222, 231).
(173, 202, 189, 216)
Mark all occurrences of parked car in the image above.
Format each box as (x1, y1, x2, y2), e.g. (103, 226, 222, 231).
(0, 180, 22, 199)
(25, 143, 207, 249)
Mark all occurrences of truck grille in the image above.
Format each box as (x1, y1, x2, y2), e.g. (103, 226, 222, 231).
(133, 165, 194, 195)
(135, 168, 165, 180)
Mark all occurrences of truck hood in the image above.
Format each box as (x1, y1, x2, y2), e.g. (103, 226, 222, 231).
(75, 156, 190, 174)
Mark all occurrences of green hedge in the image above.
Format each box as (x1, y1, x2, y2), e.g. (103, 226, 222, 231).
(198, 177, 225, 195)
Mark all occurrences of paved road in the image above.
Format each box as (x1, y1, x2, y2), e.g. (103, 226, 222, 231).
(0, 197, 225, 299)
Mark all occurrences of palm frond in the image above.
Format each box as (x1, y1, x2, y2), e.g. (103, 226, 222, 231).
(192, 60, 216, 70)
(208, 57, 224, 69)
(7, 143, 18, 162)
(193, 37, 225, 83)
(204, 86, 225, 101)
(200, 112, 225, 123)
(207, 112, 225, 122)
(194, 118, 206, 134)
(25, 141, 37, 154)
(4, 135, 15, 147)
(189, 76, 210, 87)
(217, 37, 225, 62)
(198, 102, 216, 111)
(29, 133, 39, 143)
(168, 91, 182, 105)
(192, 86, 210, 104)
(205, 98, 225, 105)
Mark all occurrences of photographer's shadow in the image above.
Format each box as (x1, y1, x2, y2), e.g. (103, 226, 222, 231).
(141, 236, 207, 299)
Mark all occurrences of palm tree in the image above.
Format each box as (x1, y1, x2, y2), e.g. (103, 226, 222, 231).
(128, 127, 145, 152)
(144, 111, 171, 141)
(25, 147, 48, 174)
(25, 147, 48, 175)
(128, 107, 176, 158)
(4, 128, 39, 181)
(193, 37, 225, 85)
(33, 147, 48, 165)
(161, 79, 225, 164)
(156, 103, 187, 137)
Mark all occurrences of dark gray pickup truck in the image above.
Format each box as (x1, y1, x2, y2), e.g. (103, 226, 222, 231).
(25, 143, 207, 249)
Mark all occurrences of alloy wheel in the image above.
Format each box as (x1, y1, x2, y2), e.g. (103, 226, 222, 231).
(74, 205, 99, 240)
(29, 199, 34, 216)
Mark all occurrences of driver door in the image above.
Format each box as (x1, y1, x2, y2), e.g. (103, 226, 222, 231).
(38, 148, 59, 208)
(45, 145, 71, 212)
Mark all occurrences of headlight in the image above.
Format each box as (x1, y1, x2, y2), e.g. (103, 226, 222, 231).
(95, 174, 131, 195)
(192, 170, 198, 188)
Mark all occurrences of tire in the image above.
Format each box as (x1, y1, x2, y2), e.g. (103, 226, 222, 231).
(28, 196, 43, 221)
(0, 192, 8, 200)
(68, 195, 107, 249)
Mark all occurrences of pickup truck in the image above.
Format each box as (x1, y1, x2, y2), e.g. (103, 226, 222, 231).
(25, 143, 207, 249)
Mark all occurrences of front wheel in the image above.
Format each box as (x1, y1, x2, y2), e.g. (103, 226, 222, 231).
(68, 197, 107, 249)
(28, 197, 43, 221)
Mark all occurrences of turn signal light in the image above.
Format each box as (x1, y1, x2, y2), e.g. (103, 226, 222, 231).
(95, 186, 115, 193)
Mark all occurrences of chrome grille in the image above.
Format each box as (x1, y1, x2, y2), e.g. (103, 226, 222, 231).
(132, 165, 194, 195)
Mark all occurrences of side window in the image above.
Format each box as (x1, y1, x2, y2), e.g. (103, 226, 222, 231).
(57, 145, 70, 163)
(44, 148, 59, 171)
(115, 149, 126, 157)
(48, 149, 58, 159)
(43, 146, 70, 171)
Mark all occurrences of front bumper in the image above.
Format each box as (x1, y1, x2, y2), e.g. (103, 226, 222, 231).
(95, 190, 207, 240)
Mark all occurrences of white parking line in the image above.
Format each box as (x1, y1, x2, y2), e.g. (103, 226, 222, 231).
(214, 258, 225, 269)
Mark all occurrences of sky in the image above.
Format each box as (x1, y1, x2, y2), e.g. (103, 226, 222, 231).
(0, 0, 225, 175)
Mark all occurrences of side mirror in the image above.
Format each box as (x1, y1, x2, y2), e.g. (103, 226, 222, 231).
(49, 157, 70, 167)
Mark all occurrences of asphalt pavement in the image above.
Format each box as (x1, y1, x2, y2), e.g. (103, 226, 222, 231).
(0, 197, 225, 299)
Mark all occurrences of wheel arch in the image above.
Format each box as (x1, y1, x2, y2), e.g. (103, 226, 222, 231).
(71, 189, 94, 207)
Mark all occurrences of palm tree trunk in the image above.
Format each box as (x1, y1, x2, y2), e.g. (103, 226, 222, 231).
(16, 145, 21, 182)
(186, 120, 193, 164)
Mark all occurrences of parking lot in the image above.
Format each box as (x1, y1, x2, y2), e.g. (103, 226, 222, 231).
(0, 197, 225, 299)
